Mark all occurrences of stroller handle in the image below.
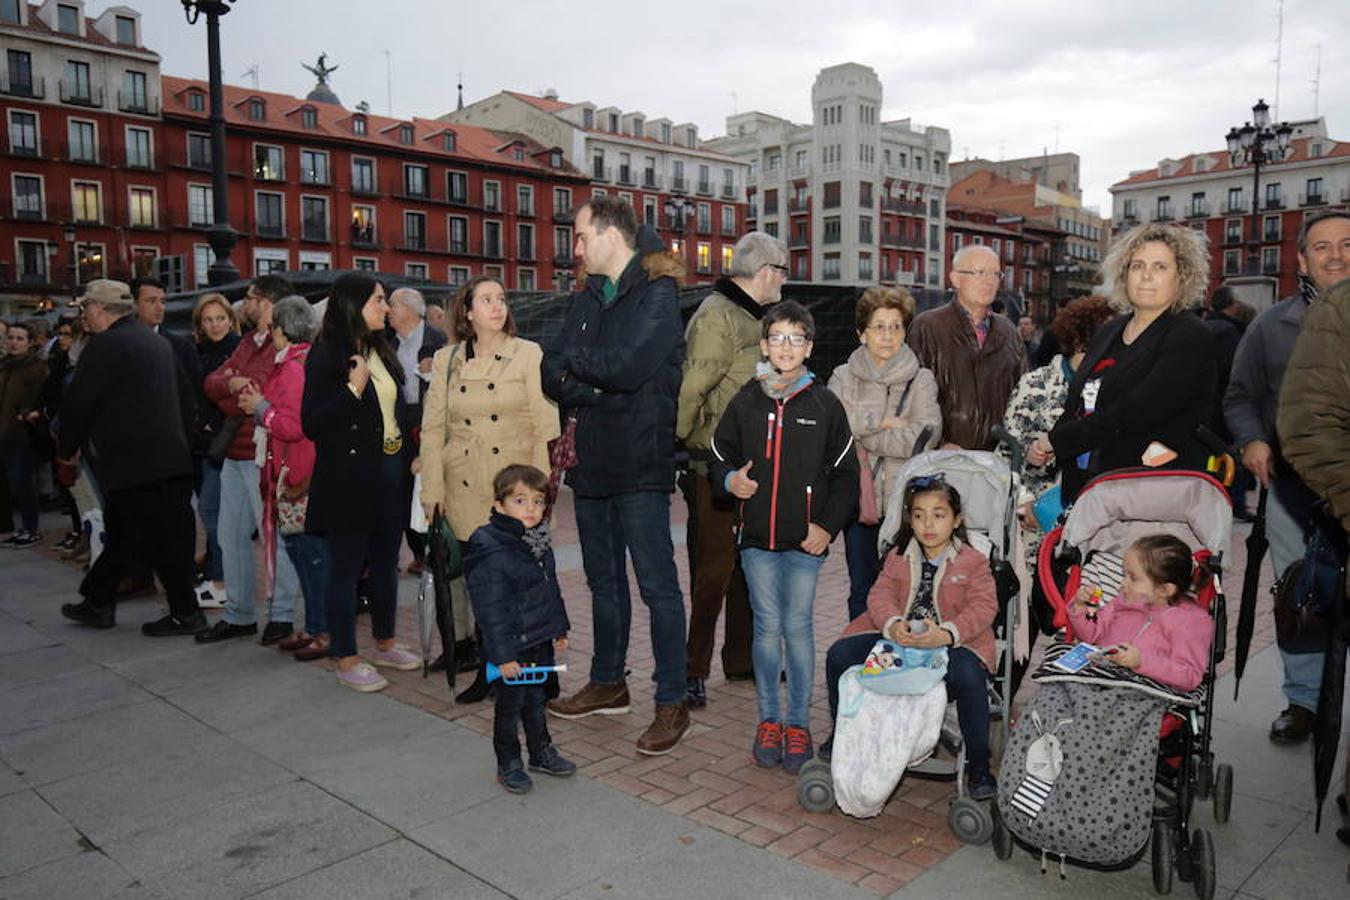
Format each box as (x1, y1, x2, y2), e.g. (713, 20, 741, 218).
(987, 425, 1025, 475)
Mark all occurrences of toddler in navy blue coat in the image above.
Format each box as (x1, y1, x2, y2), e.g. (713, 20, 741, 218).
(465, 464, 575, 793)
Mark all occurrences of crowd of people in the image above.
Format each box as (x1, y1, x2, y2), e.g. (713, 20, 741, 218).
(2, 196, 1346, 803)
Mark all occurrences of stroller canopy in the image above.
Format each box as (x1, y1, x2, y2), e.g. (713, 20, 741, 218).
(1058, 471, 1233, 564)
(880, 450, 1018, 561)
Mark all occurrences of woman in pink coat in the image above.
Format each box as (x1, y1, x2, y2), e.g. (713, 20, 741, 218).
(238, 296, 329, 659)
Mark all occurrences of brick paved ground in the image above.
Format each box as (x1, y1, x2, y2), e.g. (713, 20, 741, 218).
(315, 486, 1277, 896)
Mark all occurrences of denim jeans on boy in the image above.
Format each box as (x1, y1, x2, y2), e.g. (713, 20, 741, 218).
(740, 547, 826, 727)
(218, 458, 297, 626)
(842, 519, 883, 621)
(573, 491, 687, 707)
(493, 642, 556, 766)
(283, 532, 328, 637)
(197, 458, 225, 583)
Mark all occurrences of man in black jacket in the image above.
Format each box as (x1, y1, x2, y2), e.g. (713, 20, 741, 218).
(58, 279, 207, 637)
(541, 196, 690, 756)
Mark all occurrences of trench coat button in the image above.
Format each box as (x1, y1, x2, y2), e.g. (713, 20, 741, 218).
(492, 447, 499, 454)
(464, 448, 469, 455)
(465, 419, 471, 426)
(462, 479, 469, 487)
(487, 383, 495, 390)
(490, 414, 498, 422)
(459, 385, 466, 393)
(494, 354, 502, 361)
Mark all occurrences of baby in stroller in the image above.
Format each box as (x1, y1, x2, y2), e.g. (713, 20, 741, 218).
(1067, 534, 1215, 692)
(823, 475, 1000, 800)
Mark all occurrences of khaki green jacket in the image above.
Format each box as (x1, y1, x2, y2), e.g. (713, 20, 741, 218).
(676, 282, 765, 457)
(1278, 280, 1350, 533)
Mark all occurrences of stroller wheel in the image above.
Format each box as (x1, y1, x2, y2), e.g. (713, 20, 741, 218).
(1189, 829, 1215, 900)
(1213, 764, 1233, 824)
(796, 763, 834, 814)
(948, 797, 993, 846)
(1151, 820, 1175, 895)
(991, 802, 1014, 860)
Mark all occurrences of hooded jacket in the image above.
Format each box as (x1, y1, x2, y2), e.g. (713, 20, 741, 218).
(465, 510, 570, 666)
(0, 351, 47, 446)
(541, 224, 685, 497)
(676, 277, 766, 457)
(710, 374, 859, 551)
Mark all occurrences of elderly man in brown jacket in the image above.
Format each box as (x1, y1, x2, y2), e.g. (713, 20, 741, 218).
(908, 245, 1026, 450)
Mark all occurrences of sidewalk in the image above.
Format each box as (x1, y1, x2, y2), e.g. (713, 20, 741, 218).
(1, 496, 1346, 899)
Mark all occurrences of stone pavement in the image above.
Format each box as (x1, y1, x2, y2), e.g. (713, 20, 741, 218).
(1, 495, 1346, 899)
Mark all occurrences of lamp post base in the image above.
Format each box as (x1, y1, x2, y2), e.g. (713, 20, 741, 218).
(1222, 274, 1280, 314)
(205, 224, 240, 287)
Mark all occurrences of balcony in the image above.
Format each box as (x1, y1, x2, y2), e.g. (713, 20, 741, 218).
(349, 223, 376, 247)
(59, 81, 103, 108)
(1153, 207, 1174, 222)
(351, 182, 381, 199)
(881, 231, 902, 248)
(822, 233, 841, 245)
(592, 164, 612, 183)
(166, 208, 213, 230)
(399, 235, 427, 252)
(63, 140, 107, 165)
(1186, 201, 1210, 218)
(552, 208, 573, 224)
(721, 184, 735, 200)
(722, 222, 737, 237)
(671, 176, 687, 193)
(696, 219, 712, 236)
(1263, 197, 1285, 210)
(643, 172, 661, 190)
(696, 181, 712, 196)
(789, 235, 810, 249)
(0, 73, 45, 99)
(447, 192, 474, 209)
(258, 222, 287, 240)
(301, 223, 330, 242)
(763, 203, 778, 216)
(882, 198, 924, 215)
(746, 205, 758, 220)
(1222, 200, 1247, 215)
(518, 245, 535, 262)
(483, 241, 503, 260)
(553, 253, 575, 268)
(5, 135, 41, 158)
(1223, 229, 1244, 246)
(517, 203, 535, 218)
(616, 166, 634, 186)
(1299, 192, 1325, 207)
(788, 197, 809, 214)
(117, 91, 159, 115)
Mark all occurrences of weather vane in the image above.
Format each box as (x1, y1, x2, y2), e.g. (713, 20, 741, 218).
(303, 52, 338, 86)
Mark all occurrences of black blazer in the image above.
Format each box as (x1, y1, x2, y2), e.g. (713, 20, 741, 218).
(301, 339, 408, 534)
(58, 316, 192, 492)
(1050, 311, 1216, 500)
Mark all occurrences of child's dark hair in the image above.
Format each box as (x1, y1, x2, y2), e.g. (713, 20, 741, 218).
(493, 464, 548, 502)
(1129, 534, 1196, 605)
(893, 476, 969, 553)
(761, 299, 815, 342)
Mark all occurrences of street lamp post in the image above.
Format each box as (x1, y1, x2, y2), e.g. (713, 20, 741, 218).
(1225, 98, 1293, 277)
(664, 196, 695, 270)
(182, 0, 240, 286)
(63, 223, 77, 301)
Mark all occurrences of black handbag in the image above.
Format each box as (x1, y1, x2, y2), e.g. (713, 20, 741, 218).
(205, 416, 245, 465)
(1273, 509, 1346, 655)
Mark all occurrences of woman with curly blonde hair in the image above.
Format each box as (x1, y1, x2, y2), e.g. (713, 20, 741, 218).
(1050, 223, 1217, 500)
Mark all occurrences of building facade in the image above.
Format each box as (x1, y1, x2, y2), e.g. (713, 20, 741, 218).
(944, 205, 1067, 320)
(1109, 117, 1349, 303)
(704, 63, 951, 288)
(950, 151, 1083, 200)
(444, 90, 748, 283)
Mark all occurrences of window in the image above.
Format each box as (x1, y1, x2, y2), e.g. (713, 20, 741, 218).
(1262, 246, 1280, 274)
(1305, 177, 1324, 204)
(1264, 182, 1283, 209)
(1225, 218, 1242, 244)
(483, 221, 502, 258)
(1156, 196, 1172, 220)
(300, 107, 317, 129)
(254, 144, 283, 180)
(518, 268, 535, 291)
(553, 187, 572, 216)
(6, 49, 33, 96)
(187, 133, 211, 169)
(763, 222, 778, 238)
(1264, 215, 1281, 242)
(443, 131, 456, 152)
(353, 257, 376, 272)
(609, 112, 619, 132)
(350, 205, 374, 244)
(517, 185, 534, 215)
(1, 0, 21, 23)
(13, 174, 42, 218)
(483, 181, 501, 212)
(132, 246, 157, 279)
(57, 3, 78, 34)
(929, 224, 940, 251)
(403, 164, 428, 197)
(554, 226, 573, 262)
(256, 192, 283, 237)
(858, 252, 873, 280)
(672, 160, 686, 191)
(448, 171, 469, 204)
(188, 184, 213, 226)
(794, 254, 809, 279)
(763, 189, 778, 215)
(721, 245, 734, 273)
(399, 124, 413, 145)
(128, 187, 155, 227)
(448, 216, 469, 254)
(77, 242, 105, 281)
(299, 149, 329, 185)
(72, 180, 101, 222)
(518, 223, 535, 260)
(400, 212, 426, 250)
(643, 196, 658, 226)
(301, 196, 328, 241)
(248, 99, 265, 121)
(448, 266, 470, 285)
(823, 181, 841, 209)
(8, 110, 37, 155)
(644, 157, 658, 188)
(1223, 249, 1241, 276)
(125, 127, 151, 168)
(823, 216, 841, 244)
(352, 115, 366, 136)
(1226, 187, 1244, 214)
(696, 242, 711, 272)
(823, 253, 840, 281)
(352, 158, 376, 193)
(698, 164, 711, 194)
(16, 240, 47, 283)
(859, 182, 874, 208)
(549, 150, 562, 168)
(617, 152, 631, 184)
(193, 244, 212, 287)
(406, 262, 429, 280)
(114, 14, 135, 43)
(697, 203, 711, 233)
(298, 252, 331, 272)
(722, 206, 736, 236)
(122, 70, 147, 111)
(67, 119, 96, 162)
(859, 216, 873, 244)
(254, 249, 288, 276)
(187, 91, 205, 112)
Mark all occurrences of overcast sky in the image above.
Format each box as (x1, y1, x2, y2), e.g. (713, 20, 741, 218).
(143, 0, 1346, 214)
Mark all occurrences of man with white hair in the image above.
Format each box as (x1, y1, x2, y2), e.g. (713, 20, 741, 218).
(675, 231, 787, 707)
(388, 286, 446, 573)
(58, 280, 207, 636)
(908, 245, 1026, 450)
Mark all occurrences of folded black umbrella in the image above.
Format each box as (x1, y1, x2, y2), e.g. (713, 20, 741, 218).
(1233, 488, 1268, 700)
(1311, 529, 1348, 832)
(421, 513, 463, 694)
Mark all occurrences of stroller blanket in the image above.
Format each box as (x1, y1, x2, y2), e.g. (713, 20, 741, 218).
(833, 660, 947, 818)
(1033, 641, 1206, 707)
(999, 667, 1167, 866)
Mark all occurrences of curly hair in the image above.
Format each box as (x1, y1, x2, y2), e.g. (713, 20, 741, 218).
(854, 286, 916, 333)
(1049, 295, 1115, 356)
(1100, 223, 1210, 313)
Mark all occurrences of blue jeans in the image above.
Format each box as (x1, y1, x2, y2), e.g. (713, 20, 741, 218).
(283, 532, 329, 637)
(1267, 478, 1322, 712)
(740, 547, 825, 727)
(197, 458, 224, 583)
(574, 491, 687, 707)
(219, 458, 298, 626)
(1, 436, 39, 532)
(842, 520, 882, 621)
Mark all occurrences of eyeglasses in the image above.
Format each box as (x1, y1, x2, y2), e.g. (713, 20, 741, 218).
(866, 322, 904, 335)
(766, 263, 790, 276)
(954, 268, 1002, 280)
(765, 332, 809, 347)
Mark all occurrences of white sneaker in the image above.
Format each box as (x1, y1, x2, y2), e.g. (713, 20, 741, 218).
(196, 584, 227, 609)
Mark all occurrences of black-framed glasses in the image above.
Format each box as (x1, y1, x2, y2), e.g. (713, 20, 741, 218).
(766, 263, 790, 275)
(765, 332, 808, 347)
(953, 268, 1002, 279)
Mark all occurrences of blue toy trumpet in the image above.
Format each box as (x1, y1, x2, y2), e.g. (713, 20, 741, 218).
(484, 662, 568, 685)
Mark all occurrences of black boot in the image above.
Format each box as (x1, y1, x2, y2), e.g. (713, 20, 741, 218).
(455, 663, 492, 704)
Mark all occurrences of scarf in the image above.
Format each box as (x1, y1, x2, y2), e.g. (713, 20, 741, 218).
(1297, 271, 1319, 305)
(756, 361, 813, 401)
(522, 521, 552, 561)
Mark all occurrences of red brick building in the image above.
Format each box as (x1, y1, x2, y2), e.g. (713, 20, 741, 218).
(944, 204, 1068, 320)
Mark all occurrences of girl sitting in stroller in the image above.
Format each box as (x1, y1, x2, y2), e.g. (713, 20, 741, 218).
(824, 475, 1000, 799)
(1067, 534, 1214, 692)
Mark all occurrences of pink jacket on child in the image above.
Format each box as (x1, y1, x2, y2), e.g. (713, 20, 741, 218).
(1067, 595, 1214, 692)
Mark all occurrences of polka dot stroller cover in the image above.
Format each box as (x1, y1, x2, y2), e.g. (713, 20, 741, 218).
(832, 640, 949, 818)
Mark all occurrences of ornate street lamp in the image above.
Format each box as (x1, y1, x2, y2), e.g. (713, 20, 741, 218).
(664, 196, 695, 268)
(1224, 98, 1293, 276)
(63, 223, 77, 299)
(182, 1, 240, 285)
